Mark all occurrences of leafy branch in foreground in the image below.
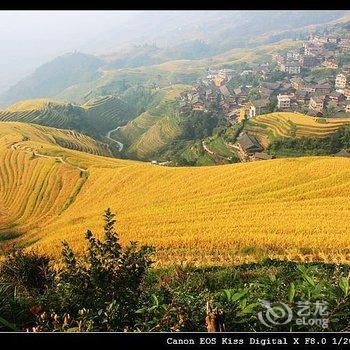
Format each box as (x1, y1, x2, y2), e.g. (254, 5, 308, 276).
(46, 208, 155, 331)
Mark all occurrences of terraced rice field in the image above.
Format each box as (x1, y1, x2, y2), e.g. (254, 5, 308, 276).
(129, 115, 181, 158)
(117, 85, 188, 158)
(246, 112, 350, 141)
(0, 99, 81, 129)
(117, 111, 161, 145)
(0, 85, 190, 152)
(51, 131, 111, 156)
(1, 122, 350, 266)
(0, 122, 111, 160)
(83, 95, 132, 134)
(0, 97, 135, 138)
(0, 148, 84, 236)
(0, 122, 113, 248)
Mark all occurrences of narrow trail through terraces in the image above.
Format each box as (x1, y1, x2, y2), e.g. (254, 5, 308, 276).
(201, 140, 233, 161)
(0, 141, 90, 235)
(9, 142, 88, 173)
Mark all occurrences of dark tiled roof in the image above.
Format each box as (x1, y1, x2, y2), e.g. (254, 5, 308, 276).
(334, 149, 350, 158)
(219, 85, 231, 97)
(329, 91, 344, 98)
(315, 83, 332, 89)
(259, 87, 273, 96)
(295, 90, 309, 97)
(252, 99, 269, 108)
(262, 82, 280, 90)
(237, 133, 263, 153)
(254, 152, 273, 160)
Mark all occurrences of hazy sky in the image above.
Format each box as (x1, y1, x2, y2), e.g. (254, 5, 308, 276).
(0, 11, 139, 91)
(0, 10, 212, 92)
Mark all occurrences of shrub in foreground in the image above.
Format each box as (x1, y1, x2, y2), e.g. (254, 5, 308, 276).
(44, 208, 155, 331)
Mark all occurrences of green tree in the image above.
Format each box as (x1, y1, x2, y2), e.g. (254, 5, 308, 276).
(55, 209, 155, 331)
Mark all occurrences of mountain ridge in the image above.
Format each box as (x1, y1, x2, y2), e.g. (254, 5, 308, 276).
(2, 11, 349, 107)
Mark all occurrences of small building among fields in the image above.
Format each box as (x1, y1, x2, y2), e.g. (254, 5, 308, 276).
(334, 149, 350, 158)
(346, 101, 350, 113)
(252, 152, 274, 161)
(251, 99, 270, 116)
(236, 132, 264, 155)
(277, 94, 291, 109)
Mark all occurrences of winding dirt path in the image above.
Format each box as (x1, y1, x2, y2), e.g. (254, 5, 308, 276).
(202, 140, 215, 155)
(202, 140, 233, 161)
(105, 126, 124, 151)
(9, 142, 88, 173)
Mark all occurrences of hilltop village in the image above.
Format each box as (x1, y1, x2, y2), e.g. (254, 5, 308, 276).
(174, 30, 350, 163)
(180, 32, 350, 123)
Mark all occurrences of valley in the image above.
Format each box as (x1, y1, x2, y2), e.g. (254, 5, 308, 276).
(3, 24, 350, 167)
(1, 11, 350, 268)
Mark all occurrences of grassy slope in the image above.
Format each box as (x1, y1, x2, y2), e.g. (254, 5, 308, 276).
(56, 68, 176, 104)
(1, 122, 350, 266)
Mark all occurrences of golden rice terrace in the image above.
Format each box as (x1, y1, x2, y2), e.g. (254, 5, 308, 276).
(1, 121, 350, 266)
(246, 112, 350, 145)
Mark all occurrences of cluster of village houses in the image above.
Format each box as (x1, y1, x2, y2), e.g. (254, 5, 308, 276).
(179, 32, 350, 125)
(177, 31, 350, 161)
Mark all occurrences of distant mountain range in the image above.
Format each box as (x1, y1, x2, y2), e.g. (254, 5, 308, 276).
(0, 53, 104, 107)
(1, 10, 348, 106)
